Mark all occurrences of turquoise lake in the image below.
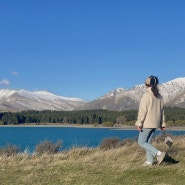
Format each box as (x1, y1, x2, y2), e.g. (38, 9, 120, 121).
(0, 126, 184, 152)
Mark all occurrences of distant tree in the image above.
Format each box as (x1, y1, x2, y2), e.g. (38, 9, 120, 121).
(116, 116, 126, 125)
(1, 107, 185, 126)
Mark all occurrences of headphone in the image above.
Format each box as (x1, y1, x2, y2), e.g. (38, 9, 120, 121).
(148, 75, 159, 85)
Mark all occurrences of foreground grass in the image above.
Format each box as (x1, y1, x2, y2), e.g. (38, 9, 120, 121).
(0, 136, 185, 185)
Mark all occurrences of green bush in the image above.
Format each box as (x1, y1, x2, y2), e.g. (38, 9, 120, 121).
(101, 122, 114, 127)
(125, 120, 136, 126)
(175, 120, 185, 126)
(0, 120, 4, 125)
(35, 140, 63, 155)
(166, 120, 175, 126)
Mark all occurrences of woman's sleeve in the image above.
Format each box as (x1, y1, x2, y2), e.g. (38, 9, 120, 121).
(135, 94, 149, 127)
(161, 110, 166, 128)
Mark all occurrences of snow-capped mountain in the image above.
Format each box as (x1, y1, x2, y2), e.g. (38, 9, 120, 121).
(1, 77, 185, 112)
(78, 77, 185, 111)
(0, 89, 86, 112)
(160, 78, 185, 104)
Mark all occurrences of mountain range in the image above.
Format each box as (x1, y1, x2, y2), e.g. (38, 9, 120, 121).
(78, 77, 185, 111)
(0, 89, 86, 112)
(1, 77, 185, 112)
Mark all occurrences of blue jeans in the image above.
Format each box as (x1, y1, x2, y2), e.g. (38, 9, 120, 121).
(138, 128, 159, 163)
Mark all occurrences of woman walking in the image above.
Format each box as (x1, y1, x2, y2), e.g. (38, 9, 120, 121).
(135, 75, 166, 166)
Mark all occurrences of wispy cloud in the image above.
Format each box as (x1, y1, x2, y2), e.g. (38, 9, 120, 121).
(0, 79, 10, 85)
(11, 71, 19, 76)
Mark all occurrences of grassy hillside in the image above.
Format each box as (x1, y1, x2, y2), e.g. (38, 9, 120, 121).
(0, 135, 185, 185)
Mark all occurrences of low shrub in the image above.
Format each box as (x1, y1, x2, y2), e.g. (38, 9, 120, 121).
(35, 140, 63, 155)
(120, 138, 136, 147)
(0, 144, 20, 156)
(99, 137, 121, 150)
(153, 135, 166, 143)
(153, 132, 173, 144)
(99, 137, 136, 150)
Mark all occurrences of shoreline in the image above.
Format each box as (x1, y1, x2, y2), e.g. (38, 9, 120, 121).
(1, 123, 185, 131)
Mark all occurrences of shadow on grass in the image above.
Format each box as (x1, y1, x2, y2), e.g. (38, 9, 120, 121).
(163, 153, 179, 165)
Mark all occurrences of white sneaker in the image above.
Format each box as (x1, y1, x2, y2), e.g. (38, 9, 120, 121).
(142, 161, 153, 166)
(157, 152, 166, 165)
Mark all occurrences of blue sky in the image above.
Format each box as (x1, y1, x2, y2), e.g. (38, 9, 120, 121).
(0, 0, 185, 101)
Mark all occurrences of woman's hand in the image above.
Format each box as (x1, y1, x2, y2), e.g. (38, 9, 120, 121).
(161, 127, 166, 131)
(137, 126, 143, 132)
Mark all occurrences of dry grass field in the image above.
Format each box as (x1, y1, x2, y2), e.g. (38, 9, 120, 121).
(0, 135, 185, 185)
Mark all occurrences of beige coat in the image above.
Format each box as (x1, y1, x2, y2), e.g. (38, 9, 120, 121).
(135, 87, 166, 128)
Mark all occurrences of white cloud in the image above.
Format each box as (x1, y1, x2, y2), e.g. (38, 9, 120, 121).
(0, 79, 10, 85)
(11, 71, 19, 76)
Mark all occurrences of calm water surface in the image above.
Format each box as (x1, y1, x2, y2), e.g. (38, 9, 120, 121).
(0, 126, 184, 152)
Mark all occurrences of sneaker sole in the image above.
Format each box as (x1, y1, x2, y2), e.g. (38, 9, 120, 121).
(157, 152, 166, 165)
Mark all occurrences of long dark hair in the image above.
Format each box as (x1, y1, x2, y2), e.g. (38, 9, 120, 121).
(146, 84, 160, 97)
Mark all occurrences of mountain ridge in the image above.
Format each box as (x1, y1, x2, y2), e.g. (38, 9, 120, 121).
(77, 77, 185, 111)
(0, 89, 86, 112)
(1, 77, 185, 112)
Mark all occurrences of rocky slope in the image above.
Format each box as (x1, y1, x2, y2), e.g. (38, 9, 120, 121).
(78, 77, 185, 111)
